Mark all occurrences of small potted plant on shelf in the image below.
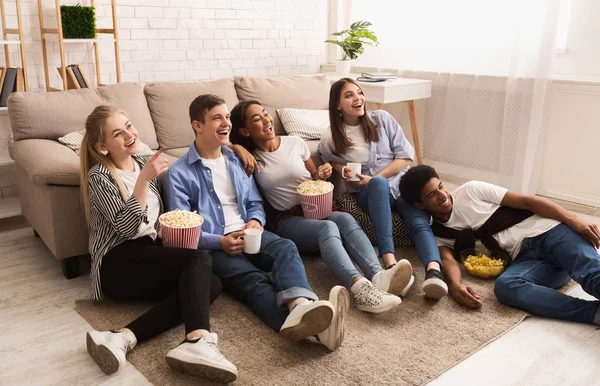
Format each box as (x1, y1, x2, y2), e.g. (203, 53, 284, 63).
(61, 4, 96, 39)
(325, 20, 378, 74)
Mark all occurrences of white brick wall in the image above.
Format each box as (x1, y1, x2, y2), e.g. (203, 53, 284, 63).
(0, 0, 329, 200)
(0, 0, 329, 90)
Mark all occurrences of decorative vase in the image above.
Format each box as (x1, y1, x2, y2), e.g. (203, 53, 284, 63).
(335, 59, 352, 74)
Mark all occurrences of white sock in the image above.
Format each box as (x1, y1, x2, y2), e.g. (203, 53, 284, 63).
(122, 329, 137, 351)
(350, 278, 369, 295)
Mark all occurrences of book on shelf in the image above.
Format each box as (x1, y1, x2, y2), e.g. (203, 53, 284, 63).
(15, 68, 24, 92)
(57, 66, 80, 89)
(360, 72, 397, 80)
(356, 77, 387, 83)
(78, 65, 90, 88)
(70, 65, 89, 88)
(0, 68, 17, 107)
(0, 68, 5, 95)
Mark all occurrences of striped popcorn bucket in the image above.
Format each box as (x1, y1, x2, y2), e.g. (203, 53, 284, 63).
(159, 222, 203, 249)
(299, 186, 334, 220)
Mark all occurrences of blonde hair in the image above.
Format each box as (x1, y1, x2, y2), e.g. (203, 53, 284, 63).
(80, 105, 131, 223)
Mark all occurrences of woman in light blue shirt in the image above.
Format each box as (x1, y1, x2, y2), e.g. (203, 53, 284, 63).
(319, 78, 447, 300)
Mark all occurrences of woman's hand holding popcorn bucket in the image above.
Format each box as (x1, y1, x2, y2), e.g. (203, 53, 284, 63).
(297, 180, 335, 220)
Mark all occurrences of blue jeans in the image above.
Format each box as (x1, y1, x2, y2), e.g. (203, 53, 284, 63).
(276, 211, 383, 288)
(210, 230, 317, 331)
(494, 223, 600, 324)
(354, 176, 441, 267)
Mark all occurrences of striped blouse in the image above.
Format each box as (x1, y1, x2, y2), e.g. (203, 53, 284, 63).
(87, 155, 163, 300)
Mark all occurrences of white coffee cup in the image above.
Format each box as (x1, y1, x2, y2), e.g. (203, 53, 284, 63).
(241, 228, 263, 254)
(343, 162, 361, 181)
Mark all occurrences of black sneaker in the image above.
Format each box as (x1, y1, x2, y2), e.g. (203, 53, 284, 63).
(422, 269, 448, 300)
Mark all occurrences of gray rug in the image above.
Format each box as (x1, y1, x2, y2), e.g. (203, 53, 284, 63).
(76, 248, 541, 386)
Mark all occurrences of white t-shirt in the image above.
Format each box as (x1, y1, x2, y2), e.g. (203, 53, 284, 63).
(254, 136, 312, 211)
(200, 155, 246, 234)
(343, 123, 370, 164)
(116, 160, 160, 240)
(435, 181, 560, 258)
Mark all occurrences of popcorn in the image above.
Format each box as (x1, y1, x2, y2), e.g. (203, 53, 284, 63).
(159, 209, 204, 228)
(463, 253, 505, 278)
(297, 180, 334, 195)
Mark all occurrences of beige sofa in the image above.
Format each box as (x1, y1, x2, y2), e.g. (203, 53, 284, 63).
(8, 76, 331, 278)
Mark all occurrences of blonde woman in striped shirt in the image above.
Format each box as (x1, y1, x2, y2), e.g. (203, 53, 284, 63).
(80, 105, 237, 383)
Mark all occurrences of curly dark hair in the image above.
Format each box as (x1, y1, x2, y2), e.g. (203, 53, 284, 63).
(399, 165, 439, 204)
(229, 99, 262, 154)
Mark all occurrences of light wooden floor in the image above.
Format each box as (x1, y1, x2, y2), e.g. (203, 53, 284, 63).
(1, 214, 599, 386)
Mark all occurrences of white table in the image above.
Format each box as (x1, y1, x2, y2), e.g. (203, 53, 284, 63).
(315, 73, 432, 164)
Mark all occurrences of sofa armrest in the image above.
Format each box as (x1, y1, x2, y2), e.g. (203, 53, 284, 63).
(9, 139, 80, 186)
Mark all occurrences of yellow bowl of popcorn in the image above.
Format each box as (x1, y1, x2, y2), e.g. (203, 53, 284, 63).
(297, 180, 335, 220)
(459, 249, 509, 279)
(159, 209, 204, 249)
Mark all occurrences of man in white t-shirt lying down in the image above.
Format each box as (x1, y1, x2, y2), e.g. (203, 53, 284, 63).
(399, 165, 600, 325)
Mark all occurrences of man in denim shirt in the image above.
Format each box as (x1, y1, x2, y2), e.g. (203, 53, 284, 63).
(163, 94, 348, 351)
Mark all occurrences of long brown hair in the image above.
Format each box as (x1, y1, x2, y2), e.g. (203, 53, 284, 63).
(328, 78, 379, 154)
(80, 105, 130, 223)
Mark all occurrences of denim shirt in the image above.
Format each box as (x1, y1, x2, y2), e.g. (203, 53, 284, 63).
(318, 110, 415, 199)
(163, 143, 266, 251)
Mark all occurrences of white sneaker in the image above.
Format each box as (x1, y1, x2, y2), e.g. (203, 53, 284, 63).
(165, 332, 238, 384)
(317, 286, 350, 351)
(372, 259, 413, 296)
(280, 299, 334, 342)
(399, 275, 415, 297)
(352, 279, 402, 313)
(423, 269, 448, 300)
(86, 330, 131, 375)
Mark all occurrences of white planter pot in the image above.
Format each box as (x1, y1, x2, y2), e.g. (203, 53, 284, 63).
(335, 60, 352, 74)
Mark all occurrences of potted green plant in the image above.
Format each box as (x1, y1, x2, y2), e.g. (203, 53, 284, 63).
(61, 4, 96, 39)
(325, 20, 378, 74)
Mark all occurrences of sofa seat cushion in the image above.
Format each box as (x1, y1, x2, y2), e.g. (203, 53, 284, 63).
(10, 139, 80, 186)
(234, 76, 330, 136)
(144, 79, 240, 150)
(8, 82, 158, 149)
(335, 192, 414, 248)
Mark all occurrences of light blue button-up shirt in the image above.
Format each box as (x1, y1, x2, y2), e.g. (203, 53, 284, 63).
(318, 110, 415, 199)
(163, 143, 266, 251)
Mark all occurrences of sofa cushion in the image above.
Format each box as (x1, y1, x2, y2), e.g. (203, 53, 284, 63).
(8, 82, 158, 149)
(277, 108, 328, 140)
(9, 139, 80, 186)
(234, 76, 330, 136)
(144, 79, 240, 150)
(335, 192, 414, 248)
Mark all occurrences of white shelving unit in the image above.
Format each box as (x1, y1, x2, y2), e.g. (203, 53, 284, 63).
(0, 196, 20, 219)
(38, 0, 121, 91)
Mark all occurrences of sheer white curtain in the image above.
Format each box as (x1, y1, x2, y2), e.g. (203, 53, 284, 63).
(350, 0, 560, 193)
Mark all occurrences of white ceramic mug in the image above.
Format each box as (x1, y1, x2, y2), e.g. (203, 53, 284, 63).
(241, 228, 263, 254)
(342, 162, 361, 181)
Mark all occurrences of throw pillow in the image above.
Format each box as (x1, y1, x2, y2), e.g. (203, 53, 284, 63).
(58, 129, 154, 156)
(276, 108, 329, 140)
